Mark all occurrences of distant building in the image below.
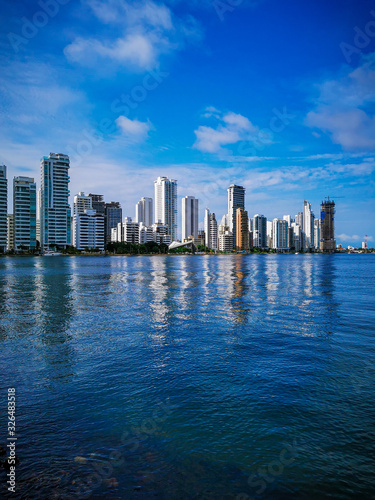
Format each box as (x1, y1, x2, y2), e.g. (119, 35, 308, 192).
(154, 176, 177, 241)
(218, 215, 233, 252)
(139, 223, 154, 244)
(314, 219, 321, 251)
(236, 208, 250, 251)
(74, 192, 92, 215)
(122, 217, 140, 244)
(302, 200, 315, 251)
(89, 194, 105, 215)
(73, 209, 105, 251)
(0, 165, 7, 252)
(105, 202, 122, 245)
(13, 176, 37, 251)
(196, 230, 205, 247)
(135, 197, 153, 227)
(272, 218, 289, 251)
(218, 230, 233, 252)
(40, 153, 71, 250)
(152, 222, 171, 246)
(182, 196, 199, 241)
(228, 184, 245, 249)
(204, 208, 218, 250)
(7, 214, 14, 251)
(253, 214, 268, 249)
(266, 220, 273, 248)
(291, 222, 302, 252)
(73, 192, 105, 251)
(320, 199, 336, 253)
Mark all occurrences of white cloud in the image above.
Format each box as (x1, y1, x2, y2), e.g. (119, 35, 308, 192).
(115, 116, 153, 140)
(306, 52, 375, 151)
(193, 108, 260, 153)
(337, 234, 362, 242)
(65, 34, 158, 70)
(64, 0, 201, 71)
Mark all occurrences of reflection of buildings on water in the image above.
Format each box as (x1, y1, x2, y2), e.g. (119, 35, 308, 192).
(35, 258, 75, 385)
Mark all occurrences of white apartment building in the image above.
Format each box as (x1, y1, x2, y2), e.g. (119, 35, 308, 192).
(73, 209, 105, 251)
(73, 191, 105, 250)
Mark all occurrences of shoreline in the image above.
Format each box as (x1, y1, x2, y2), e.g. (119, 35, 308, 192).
(1, 252, 372, 258)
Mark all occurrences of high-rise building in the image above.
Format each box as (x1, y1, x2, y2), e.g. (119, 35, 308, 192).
(105, 202, 122, 244)
(154, 176, 177, 241)
(7, 214, 14, 251)
(204, 208, 218, 250)
(253, 214, 268, 249)
(320, 199, 336, 253)
(228, 184, 245, 249)
(272, 218, 289, 251)
(0, 165, 7, 252)
(40, 153, 71, 250)
(13, 176, 37, 251)
(135, 197, 153, 227)
(236, 208, 250, 251)
(89, 194, 105, 215)
(182, 196, 199, 241)
(302, 200, 315, 251)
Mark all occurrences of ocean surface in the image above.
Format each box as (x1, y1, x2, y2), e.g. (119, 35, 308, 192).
(0, 254, 374, 499)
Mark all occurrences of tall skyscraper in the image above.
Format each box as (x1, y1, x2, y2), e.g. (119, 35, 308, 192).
(135, 197, 153, 227)
(0, 165, 7, 252)
(320, 199, 336, 253)
(228, 184, 245, 249)
(253, 214, 268, 249)
(40, 153, 71, 250)
(13, 176, 37, 251)
(236, 208, 250, 251)
(204, 208, 218, 250)
(182, 196, 198, 241)
(105, 202, 122, 244)
(302, 200, 315, 251)
(154, 176, 177, 241)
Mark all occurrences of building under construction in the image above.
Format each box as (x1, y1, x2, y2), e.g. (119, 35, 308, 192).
(320, 199, 336, 253)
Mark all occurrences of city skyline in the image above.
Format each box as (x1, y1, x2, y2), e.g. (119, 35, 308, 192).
(0, 1, 374, 245)
(0, 157, 371, 250)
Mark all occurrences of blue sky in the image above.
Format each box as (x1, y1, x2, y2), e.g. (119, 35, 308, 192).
(0, 0, 374, 245)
